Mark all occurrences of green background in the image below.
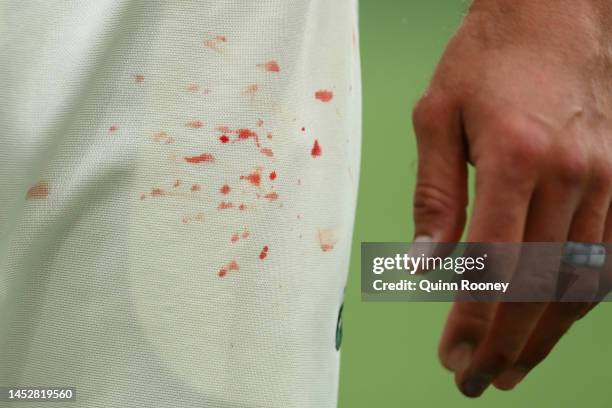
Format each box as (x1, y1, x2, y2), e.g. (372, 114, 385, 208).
(339, 2, 612, 407)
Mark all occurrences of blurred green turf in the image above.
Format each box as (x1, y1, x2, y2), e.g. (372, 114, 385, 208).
(338, 1, 612, 407)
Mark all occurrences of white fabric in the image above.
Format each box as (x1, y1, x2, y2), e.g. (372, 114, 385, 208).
(0, 1, 361, 407)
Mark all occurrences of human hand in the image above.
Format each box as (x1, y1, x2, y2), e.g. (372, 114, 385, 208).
(411, 0, 612, 397)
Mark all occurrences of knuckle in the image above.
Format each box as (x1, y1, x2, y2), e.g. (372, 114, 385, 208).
(413, 182, 465, 224)
(553, 147, 589, 188)
(412, 92, 451, 135)
(485, 115, 549, 180)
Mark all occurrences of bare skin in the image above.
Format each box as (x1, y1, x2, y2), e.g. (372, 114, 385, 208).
(412, 0, 612, 398)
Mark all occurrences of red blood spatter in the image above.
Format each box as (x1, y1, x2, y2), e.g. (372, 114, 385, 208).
(218, 268, 227, 277)
(220, 184, 231, 194)
(187, 84, 200, 92)
(311, 139, 322, 157)
(239, 203, 247, 211)
(269, 171, 277, 180)
(231, 233, 240, 243)
(109, 125, 119, 133)
(190, 184, 201, 192)
(240, 171, 261, 187)
(315, 90, 334, 102)
(237, 128, 257, 140)
(267, 132, 273, 139)
(186, 120, 204, 129)
(260, 147, 273, 157)
(151, 188, 165, 197)
(244, 84, 258, 94)
(258, 60, 280, 72)
(173, 179, 182, 188)
(218, 201, 233, 210)
(26, 182, 49, 200)
(259, 246, 269, 260)
(219, 135, 230, 143)
(184, 153, 215, 163)
(135, 74, 145, 83)
(217, 35, 227, 42)
(264, 192, 279, 201)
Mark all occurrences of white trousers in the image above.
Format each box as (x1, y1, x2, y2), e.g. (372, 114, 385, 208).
(0, 1, 361, 407)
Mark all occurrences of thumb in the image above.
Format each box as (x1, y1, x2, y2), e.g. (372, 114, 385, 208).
(411, 93, 468, 243)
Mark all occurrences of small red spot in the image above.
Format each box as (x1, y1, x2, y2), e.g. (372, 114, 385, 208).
(269, 171, 277, 180)
(218, 201, 233, 210)
(301, 127, 306, 132)
(218, 268, 227, 277)
(311, 139, 322, 157)
(217, 35, 227, 42)
(135, 74, 145, 83)
(239, 203, 247, 211)
(220, 184, 231, 194)
(219, 135, 230, 143)
(190, 184, 201, 192)
(185, 153, 215, 164)
(187, 84, 200, 92)
(264, 192, 279, 201)
(244, 84, 258, 94)
(267, 132, 273, 139)
(231, 233, 240, 243)
(26, 182, 49, 200)
(173, 179, 182, 188)
(315, 90, 334, 102)
(259, 245, 269, 260)
(109, 125, 119, 134)
(151, 188, 165, 197)
(186, 120, 204, 129)
(240, 171, 261, 187)
(260, 147, 274, 157)
(258, 60, 280, 72)
(237, 128, 257, 140)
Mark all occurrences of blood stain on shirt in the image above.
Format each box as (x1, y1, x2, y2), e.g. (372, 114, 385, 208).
(315, 90, 334, 102)
(219, 135, 230, 143)
(204, 35, 227, 52)
(220, 184, 231, 194)
(236, 128, 260, 147)
(184, 153, 215, 163)
(26, 182, 49, 200)
(259, 246, 269, 260)
(134, 74, 145, 83)
(240, 170, 261, 187)
(108, 125, 119, 134)
(264, 192, 279, 201)
(244, 84, 259, 95)
(186, 120, 204, 129)
(190, 184, 201, 192)
(318, 228, 337, 252)
(257, 60, 280, 72)
(218, 259, 239, 277)
(311, 139, 322, 157)
(269, 171, 277, 180)
(231, 233, 240, 243)
(153, 131, 174, 144)
(239, 203, 247, 211)
(186, 84, 200, 92)
(150, 188, 166, 197)
(260, 147, 274, 157)
(218, 201, 234, 210)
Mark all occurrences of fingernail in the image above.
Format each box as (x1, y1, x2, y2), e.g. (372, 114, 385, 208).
(496, 366, 529, 390)
(460, 373, 492, 398)
(408, 235, 435, 274)
(445, 342, 473, 373)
